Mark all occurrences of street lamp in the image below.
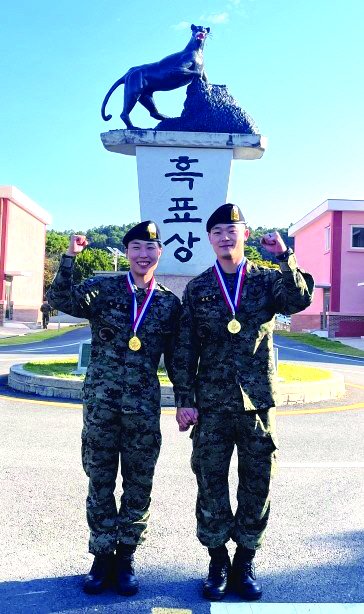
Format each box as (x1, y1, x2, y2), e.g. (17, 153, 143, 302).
(106, 247, 123, 272)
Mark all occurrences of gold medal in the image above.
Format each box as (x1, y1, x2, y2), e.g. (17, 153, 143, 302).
(128, 335, 142, 351)
(227, 318, 241, 334)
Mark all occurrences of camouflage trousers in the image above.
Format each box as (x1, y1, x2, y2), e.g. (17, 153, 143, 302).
(191, 408, 278, 550)
(81, 400, 161, 555)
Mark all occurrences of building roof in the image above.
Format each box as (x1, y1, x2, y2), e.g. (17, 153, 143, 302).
(289, 199, 364, 237)
(0, 185, 52, 225)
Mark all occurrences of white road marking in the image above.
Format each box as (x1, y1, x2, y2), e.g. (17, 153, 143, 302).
(230, 460, 364, 469)
(279, 462, 364, 468)
(211, 603, 364, 613)
(10, 339, 91, 352)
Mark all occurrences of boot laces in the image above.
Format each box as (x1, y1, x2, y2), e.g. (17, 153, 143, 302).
(117, 554, 135, 572)
(239, 560, 256, 579)
(209, 558, 229, 581)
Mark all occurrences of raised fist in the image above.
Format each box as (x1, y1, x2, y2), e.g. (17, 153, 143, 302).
(260, 231, 287, 256)
(66, 234, 88, 256)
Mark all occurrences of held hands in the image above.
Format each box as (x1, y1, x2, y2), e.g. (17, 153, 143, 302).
(176, 407, 199, 432)
(66, 234, 88, 256)
(260, 231, 287, 257)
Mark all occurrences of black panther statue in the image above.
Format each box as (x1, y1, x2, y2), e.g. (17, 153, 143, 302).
(101, 24, 210, 129)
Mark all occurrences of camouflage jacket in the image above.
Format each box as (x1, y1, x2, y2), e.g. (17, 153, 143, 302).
(173, 254, 314, 412)
(47, 255, 180, 414)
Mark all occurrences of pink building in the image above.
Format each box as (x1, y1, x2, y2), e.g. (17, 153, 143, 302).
(0, 186, 52, 325)
(289, 199, 364, 337)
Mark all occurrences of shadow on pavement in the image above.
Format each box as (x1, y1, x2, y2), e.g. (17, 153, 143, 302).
(0, 532, 363, 612)
(260, 530, 364, 603)
(0, 574, 210, 614)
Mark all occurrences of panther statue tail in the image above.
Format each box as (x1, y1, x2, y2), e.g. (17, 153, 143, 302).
(101, 75, 126, 121)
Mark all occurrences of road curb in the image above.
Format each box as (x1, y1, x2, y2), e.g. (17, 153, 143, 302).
(8, 364, 345, 405)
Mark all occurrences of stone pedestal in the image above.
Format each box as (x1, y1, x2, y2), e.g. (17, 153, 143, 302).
(101, 129, 266, 292)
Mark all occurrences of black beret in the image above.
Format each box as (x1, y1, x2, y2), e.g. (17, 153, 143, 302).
(122, 221, 162, 247)
(206, 203, 246, 232)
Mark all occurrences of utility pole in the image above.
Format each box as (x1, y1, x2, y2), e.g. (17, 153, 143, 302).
(106, 246, 123, 272)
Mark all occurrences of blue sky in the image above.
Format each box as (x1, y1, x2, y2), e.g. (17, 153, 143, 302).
(1, 0, 363, 231)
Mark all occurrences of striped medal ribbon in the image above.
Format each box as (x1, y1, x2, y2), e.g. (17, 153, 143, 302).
(213, 259, 246, 334)
(126, 272, 157, 350)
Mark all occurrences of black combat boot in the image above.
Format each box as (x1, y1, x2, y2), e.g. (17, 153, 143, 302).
(115, 543, 139, 596)
(83, 553, 115, 594)
(202, 545, 231, 601)
(231, 546, 262, 600)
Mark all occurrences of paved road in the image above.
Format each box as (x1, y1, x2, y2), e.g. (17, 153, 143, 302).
(0, 331, 363, 612)
(1, 328, 363, 401)
(0, 394, 363, 613)
(2, 327, 364, 367)
(275, 335, 364, 367)
(0, 326, 91, 356)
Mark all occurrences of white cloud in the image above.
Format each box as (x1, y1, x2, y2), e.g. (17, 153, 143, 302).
(171, 21, 190, 30)
(200, 12, 230, 25)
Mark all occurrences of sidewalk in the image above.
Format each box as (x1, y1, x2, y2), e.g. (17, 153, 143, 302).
(335, 336, 364, 351)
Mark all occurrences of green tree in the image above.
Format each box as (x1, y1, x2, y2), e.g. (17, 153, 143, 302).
(244, 245, 262, 262)
(244, 244, 278, 269)
(43, 256, 60, 294)
(86, 223, 137, 249)
(73, 248, 114, 283)
(44, 231, 71, 292)
(118, 254, 130, 271)
(246, 226, 293, 264)
(45, 230, 70, 258)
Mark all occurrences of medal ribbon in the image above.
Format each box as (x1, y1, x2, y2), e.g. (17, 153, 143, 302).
(213, 259, 247, 317)
(126, 272, 156, 335)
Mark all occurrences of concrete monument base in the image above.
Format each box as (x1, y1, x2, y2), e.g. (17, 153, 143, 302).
(156, 274, 193, 299)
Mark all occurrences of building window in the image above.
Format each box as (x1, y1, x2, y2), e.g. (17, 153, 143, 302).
(324, 226, 331, 251)
(351, 226, 364, 248)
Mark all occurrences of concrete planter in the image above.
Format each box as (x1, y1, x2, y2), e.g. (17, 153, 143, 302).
(8, 364, 175, 405)
(276, 374, 345, 405)
(8, 364, 345, 406)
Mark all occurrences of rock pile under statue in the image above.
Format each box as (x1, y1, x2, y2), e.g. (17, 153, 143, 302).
(155, 79, 258, 134)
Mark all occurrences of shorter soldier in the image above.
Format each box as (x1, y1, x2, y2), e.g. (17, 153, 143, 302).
(48, 221, 180, 596)
(173, 204, 314, 602)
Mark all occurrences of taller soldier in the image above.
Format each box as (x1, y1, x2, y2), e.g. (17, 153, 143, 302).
(48, 221, 180, 596)
(173, 204, 314, 602)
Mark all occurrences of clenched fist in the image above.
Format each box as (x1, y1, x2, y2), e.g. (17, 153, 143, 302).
(260, 231, 287, 256)
(66, 234, 88, 256)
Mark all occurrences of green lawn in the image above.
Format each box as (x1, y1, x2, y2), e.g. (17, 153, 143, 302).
(23, 358, 82, 379)
(23, 360, 171, 383)
(275, 330, 364, 357)
(23, 360, 332, 383)
(0, 325, 86, 346)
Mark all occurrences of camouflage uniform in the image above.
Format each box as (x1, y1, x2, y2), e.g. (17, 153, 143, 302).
(173, 254, 314, 549)
(48, 254, 180, 554)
